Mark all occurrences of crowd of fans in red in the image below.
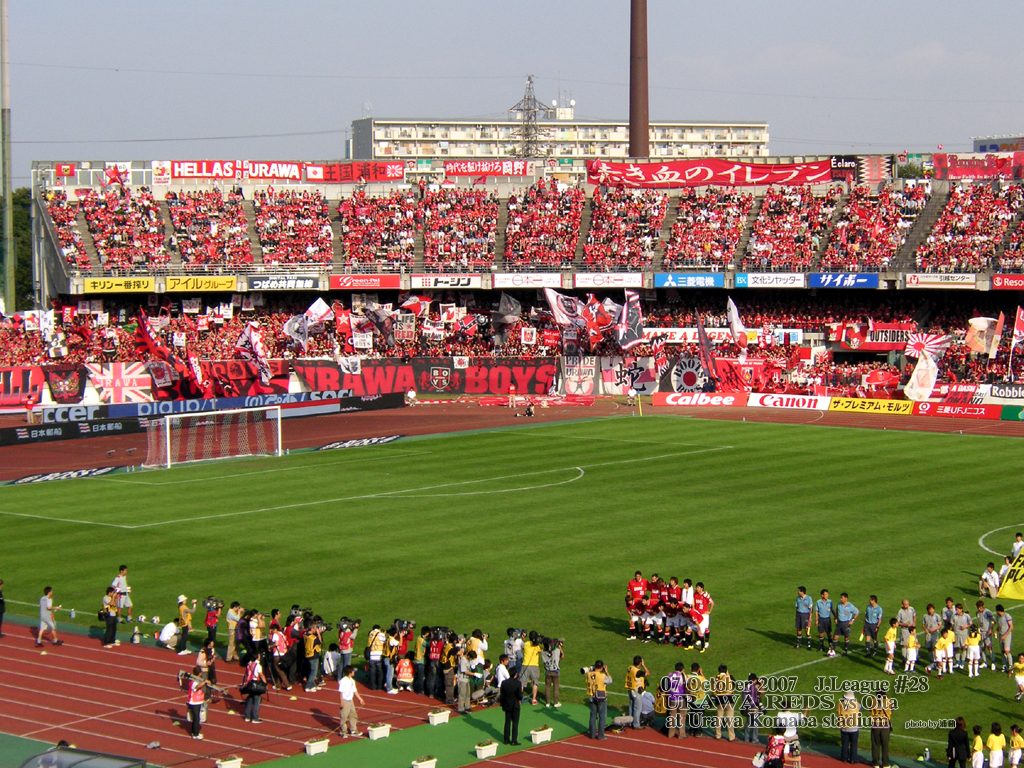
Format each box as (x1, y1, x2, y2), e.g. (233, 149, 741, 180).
(78, 188, 169, 273)
(661, 188, 753, 271)
(166, 189, 253, 271)
(421, 189, 498, 271)
(504, 180, 585, 269)
(583, 188, 667, 271)
(915, 184, 1023, 273)
(43, 190, 90, 272)
(252, 189, 333, 268)
(819, 184, 930, 272)
(741, 186, 842, 272)
(336, 190, 418, 273)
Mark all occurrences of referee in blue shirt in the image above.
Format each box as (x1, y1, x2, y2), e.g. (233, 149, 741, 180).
(795, 586, 813, 650)
(831, 593, 859, 657)
(863, 596, 883, 657)
(816, 590, 834, 654)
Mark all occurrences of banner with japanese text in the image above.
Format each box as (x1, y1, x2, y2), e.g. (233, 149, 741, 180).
(586, 158, 832, 188)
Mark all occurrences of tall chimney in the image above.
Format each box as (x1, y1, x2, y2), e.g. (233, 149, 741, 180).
(628, 0, 649, 159)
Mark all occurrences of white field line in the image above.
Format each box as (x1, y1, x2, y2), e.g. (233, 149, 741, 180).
(977, 523, 1024, 557)
(0, 446, 733, 530)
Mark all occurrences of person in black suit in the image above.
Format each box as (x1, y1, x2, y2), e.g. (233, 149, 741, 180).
(947, 716, 969, 768)
(500, 667, 523, 745)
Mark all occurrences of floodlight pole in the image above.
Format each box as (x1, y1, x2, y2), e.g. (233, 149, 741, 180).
(628, 0, 650, 159)
(1, 0, 13, 313)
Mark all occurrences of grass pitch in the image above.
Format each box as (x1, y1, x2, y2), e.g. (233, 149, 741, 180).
(1, 414, 1020, 754)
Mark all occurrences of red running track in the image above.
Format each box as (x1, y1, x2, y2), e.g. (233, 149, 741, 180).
(487, 729, 838, 768)
(0, 624, 451, 767)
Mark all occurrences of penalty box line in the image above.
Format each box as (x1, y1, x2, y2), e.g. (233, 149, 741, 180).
(0, 446, 733, 530)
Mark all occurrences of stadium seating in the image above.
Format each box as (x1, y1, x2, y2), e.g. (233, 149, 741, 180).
(78, 188, 170, 273)
(166, 189, 253, 271)
(915, 184, 1023, 273)
(504, 180, 585, 269)
(741, 186, 841, 272)
(583, 188, 667, 271)
(44, 190, 90, 272)
(819, 184, 930, 272)
(997, 219, 1024, 273)
(422, 189, 498, 271)
(252, 189, 334, 268)
(337, 190, 418, 273)
(661, 188, 753, 270)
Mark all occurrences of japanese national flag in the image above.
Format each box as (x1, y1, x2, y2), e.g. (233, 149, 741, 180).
(306, 165, 324, 181)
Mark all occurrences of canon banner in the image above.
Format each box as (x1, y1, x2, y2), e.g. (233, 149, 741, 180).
(0, 366, 45, 406)
(294, 358, 558, 397)
(587, 159, 832, 189)
(747, 393, 832, 410)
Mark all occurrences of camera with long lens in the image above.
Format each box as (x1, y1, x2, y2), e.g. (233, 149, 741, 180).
(203, 597, 224, 612)
(338, 617, 361, 632)
(581, 665, 596, 675)
(311, 614, 333, 633)
(432, 626, 450, 641)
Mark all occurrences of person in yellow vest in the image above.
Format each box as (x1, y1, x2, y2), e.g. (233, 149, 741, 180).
(625, 655, 649, 730)
(869, 690, 893, 768)
(687, 662, 706, 737)
(903, 632, 920, 673)
(972, 725, 986, 768)
(1011, 653, 1024, 702)
(176, 595, 197, 655)
(883, 618, 898, 675)
(966, 626, 982, 678)
(1008, 724, 1023, 768)
(365, 624, 385, 691)
(711, 664, 736, 741)
(836, 690, 860, 763)
(934, 629, 954, 678)
(989, 723, 1007, 768)
(585, 660, 612, 740)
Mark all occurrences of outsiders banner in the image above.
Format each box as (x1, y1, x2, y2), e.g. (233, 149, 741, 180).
(444, 160, 533, 177)
(306, 162, 405, 183)
(42, 364, 88, 405)
(294, 358, 558, 397)
(829, 398, 913, 415)
(932, 153, 1015, 180)
(0, 366, 46, 406)
(839, 322, 915, 351)
(330, 274, 402, 290)
(586, 158, 832, 188)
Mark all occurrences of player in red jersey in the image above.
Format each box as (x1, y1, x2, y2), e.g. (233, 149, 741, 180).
(641, 592, 661, 643)
(663, 598, 682, 645)
(667, 577, 682, 606)
(626, 593, 644, 640)
(693, 582, 714, 650)
(627, 572, 648, 639)
(682, 603, 707, 651)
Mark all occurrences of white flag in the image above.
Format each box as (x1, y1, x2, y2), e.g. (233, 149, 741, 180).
(903, 353, 938, 402)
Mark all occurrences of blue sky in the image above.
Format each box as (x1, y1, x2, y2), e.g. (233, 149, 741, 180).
(9, 1, 1023, 183)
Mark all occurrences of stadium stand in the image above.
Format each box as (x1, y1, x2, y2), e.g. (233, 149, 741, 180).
(914, 184, 1024, 273)
(421, 189, 498, 271)
(504, 180, 585, 268)
(166, 189, 253, 271)
(661, 188, 753, 270)
(252, 189, 334, 267)
(78, 188, 170, 273)
(583, 188, 667, 271)
(43, 190, 90, 272)
(819, 184, 930, 272)
(336, 190, 419, 273)
(741, 186, 842, 272)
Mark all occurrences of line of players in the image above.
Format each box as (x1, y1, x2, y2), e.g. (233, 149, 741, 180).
(626, 572, 715, 650)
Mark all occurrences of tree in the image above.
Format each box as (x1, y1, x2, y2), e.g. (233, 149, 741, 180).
(0, 187, 34, 311)
(895, 163, 925, 179)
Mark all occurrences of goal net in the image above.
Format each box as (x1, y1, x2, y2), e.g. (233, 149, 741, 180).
(144, 406, 282, 469)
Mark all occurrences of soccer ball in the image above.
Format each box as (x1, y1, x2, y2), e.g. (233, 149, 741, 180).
(138, 615, 147, 624)
(152, 616, 160, 624)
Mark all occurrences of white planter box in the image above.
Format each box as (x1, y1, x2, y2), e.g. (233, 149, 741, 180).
(428, 710, 450, 726)
(475, 742, 498, 759)
(368, 724, 391, 741)
(304, 738, 330, 755)
(216, 759, 243, 768)
(530, 728, 553, 745)
(412, 760, 437, 768)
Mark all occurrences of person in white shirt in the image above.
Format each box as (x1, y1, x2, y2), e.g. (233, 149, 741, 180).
(111, 565, 132, 623)
(495, 654, 511, 689)
(981, 563, 1002, 600)
(1012, 533, 1024, 560)
(338, 665, 365, 738)
(157, 619, 181, 649)
(777, 700, 809, 745)
(1001, 556, 1013, 583)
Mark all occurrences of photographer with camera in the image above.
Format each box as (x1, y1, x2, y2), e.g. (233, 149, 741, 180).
(583, 661, 612, 739)
(541, 637, 563, 707)
(504, 628, 524, 674)
(203, 597, 223, 646)
(250, 610, 268, 666)
(441, 632, 459, 704)
(457, 647, 476, 713)
(225, 602, 243, 663)
(414, 626, 430, 694)
(303, 618, 324, 693)
(383, 626, 400, 695)
(365, 624, 385, 691)
(176, 595, 197, 656)
(711, 663, 736, 741)
(197, 638, 219, 687)
(625, 655, 649, 730)
(522, 631, 543, 705)
(242, 653, 267, 724)
(467, 629, 489, 669)
(426, 627, 447, 699)
(338, 618, 360, 673)
(269, 620, 295, 690)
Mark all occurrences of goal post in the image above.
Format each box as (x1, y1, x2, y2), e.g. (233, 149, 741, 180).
(144, 406, 283, 469)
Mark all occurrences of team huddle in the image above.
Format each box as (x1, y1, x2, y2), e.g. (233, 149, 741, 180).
(626, 572, 714, 650)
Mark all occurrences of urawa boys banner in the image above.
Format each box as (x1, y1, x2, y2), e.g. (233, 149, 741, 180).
(294, 358, 558, 397)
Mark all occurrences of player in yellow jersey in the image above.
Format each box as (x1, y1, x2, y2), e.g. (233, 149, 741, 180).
(934, 629, 954, 678)
(988, 723, 1006, 768)
(1011, 653, 1024, 702)
(1009, 724, 1023, 768)
(883, 618, 898, 675)
(974, 725, 986, 768)
(966, 626, 982, 678)
(904, 632, 920, 673)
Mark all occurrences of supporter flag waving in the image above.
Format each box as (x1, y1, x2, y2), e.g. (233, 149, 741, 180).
(903, 352, 939, 402)
(1013, 307, 1024, 348)
(454, 313, 481, 337)
(491, 293, 522, 346)
(400, 295, 433, 318)
(364, 305, 397, 347)
(694, 309, 719, 391)
(544, 288, 586, 329)
(615, 290, 644, 352)
(904, 333, 951, 359)
(582, 294, 614, 350)
(965, 313, 1005, 358)
(235, 321, 272, 384)
(726, 297, 748, 361)
(282, 314, 310, 352)
(652, 335, 670, 380)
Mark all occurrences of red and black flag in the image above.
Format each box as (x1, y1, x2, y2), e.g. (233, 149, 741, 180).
(615, 290, 644, 352)
(694, 309, 719, 391)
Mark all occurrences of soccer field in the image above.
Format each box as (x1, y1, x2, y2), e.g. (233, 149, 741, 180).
(1, 414, 1020, 754)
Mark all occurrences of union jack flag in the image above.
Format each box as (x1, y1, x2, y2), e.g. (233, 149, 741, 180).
(84, 362, 152, 403)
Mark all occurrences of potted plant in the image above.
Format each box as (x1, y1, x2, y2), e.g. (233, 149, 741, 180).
(530, 724, 553, 744)
(216, 759, 243, 768)
(412, 757, 437, 768)
(368, 722, 391, 741)
(428, 708, 450, 726)
(475, 739, 498, 759)
(304, 735, 330, 755)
